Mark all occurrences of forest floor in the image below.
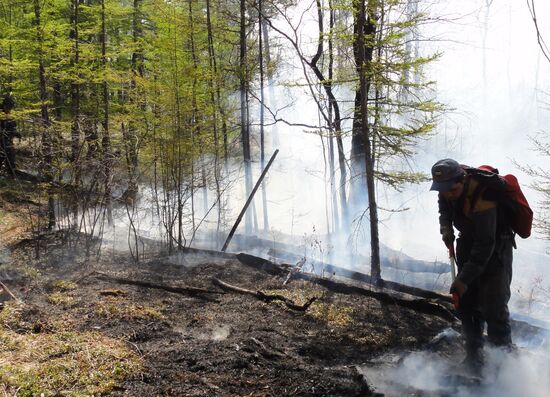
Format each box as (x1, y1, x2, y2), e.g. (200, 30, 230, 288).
(0, 174, 462, 397)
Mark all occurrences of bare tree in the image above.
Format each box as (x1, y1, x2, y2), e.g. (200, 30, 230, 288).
(261, 0, 350, 229)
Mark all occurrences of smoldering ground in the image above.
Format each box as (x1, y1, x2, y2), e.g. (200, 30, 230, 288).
(360, 327, 550, 397)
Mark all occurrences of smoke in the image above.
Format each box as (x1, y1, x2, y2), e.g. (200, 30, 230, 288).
(164, 252, 230, 268)
(360, 328, 550, 397)
(0, 247, 10, 266)
(0, 247, 15, 281)
(193, 325, 231, 342)
(210, 325, 231, 341)
(61, 0, 550, 329)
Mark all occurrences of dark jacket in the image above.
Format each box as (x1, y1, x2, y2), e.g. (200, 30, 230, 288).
(438, 175, 514, 286)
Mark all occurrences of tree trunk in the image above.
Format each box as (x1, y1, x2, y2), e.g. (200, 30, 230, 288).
(259, 0, 269, 231)
(188, 0, 202, 243)
(327, 0, 339, 232)
(261, 14, 279, 149)
(34, 0, 55, 230)
(101, 0, 112, 225)
(205, 0, 225, 240)
(70, 0, 81, 165)
(240, 0, 253, 234)
(125, 0, 143, 201)
(312, 0, 348, 229)
(350, 0, 376, 216)
(355, 0, 380, 280)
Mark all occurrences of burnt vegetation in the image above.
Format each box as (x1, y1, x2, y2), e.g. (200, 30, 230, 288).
(1, 0, 548, 396)
(0, 220, 453, 396)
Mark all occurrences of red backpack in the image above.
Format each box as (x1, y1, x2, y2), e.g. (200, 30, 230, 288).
(466, 165, 533, 238)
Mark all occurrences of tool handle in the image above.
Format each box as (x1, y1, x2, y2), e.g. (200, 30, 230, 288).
(447, 242, 458, 307)
(446, 242, 456, 259)
(452, 292, 460, 310)
(447, 242, 457, 281)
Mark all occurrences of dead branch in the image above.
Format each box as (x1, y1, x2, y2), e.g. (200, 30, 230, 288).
(283, 257, 306, 285)
(212, 278, 317, 312)
(527, 0, 550, 64)
(0, 280, 22, 303)
(92, 271, 222, 296)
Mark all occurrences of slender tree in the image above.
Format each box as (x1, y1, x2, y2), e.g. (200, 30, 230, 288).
(240, 0, 254, 234)
(354, 0, 381, 279)
(100, 0, 113, 225)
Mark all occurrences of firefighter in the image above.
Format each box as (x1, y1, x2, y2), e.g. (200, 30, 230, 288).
(430, 158, 514, 373)
(0, 95, 20, 176)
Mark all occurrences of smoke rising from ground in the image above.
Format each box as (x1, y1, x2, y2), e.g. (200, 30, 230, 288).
(361, 328, 550, 397)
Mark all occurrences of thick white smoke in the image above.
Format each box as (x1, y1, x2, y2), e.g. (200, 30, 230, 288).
(361, 329, 550, 396)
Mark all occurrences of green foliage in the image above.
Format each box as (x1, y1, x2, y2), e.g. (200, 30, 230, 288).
(0, 0, 242, 188)
(325, 0, 445, 189)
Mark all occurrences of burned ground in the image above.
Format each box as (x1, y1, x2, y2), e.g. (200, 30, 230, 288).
(0, 232, 454, 397)
(0, 179, 457, 396)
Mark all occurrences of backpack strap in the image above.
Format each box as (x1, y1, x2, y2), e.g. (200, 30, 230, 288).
(469, 181, 485, 215)
(464, 177, 496, 216)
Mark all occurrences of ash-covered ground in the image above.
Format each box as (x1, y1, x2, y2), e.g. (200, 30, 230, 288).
(1, 230, 456, 396)
(1, 180, 547, 397)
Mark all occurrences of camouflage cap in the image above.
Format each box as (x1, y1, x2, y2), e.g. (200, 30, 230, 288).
(430, 158, 465, 192)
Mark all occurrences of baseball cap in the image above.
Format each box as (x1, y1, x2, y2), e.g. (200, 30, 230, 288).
(430, 158, 465, 192)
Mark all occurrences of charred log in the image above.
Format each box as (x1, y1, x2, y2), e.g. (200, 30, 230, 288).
(238, 253, 451, 302)
(91, 271, 221, 298)
(236, 253, 456, 322)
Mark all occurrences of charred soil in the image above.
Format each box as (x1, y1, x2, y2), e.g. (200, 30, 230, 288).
(0, 185, 453, 396)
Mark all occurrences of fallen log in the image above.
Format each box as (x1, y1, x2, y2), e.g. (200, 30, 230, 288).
(299, 273, 457, 322)
(212, 278, 317, 312)
(236, 253, 457, 322)
(92, 271, 222, 297)
(221, 149, 279, 252)
(237, 253, 451, 302)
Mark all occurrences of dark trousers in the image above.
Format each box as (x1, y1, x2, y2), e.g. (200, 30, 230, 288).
(456, 238, 513, 354)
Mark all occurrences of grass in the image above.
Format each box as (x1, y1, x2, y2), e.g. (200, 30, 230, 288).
(0, 177, 143, 395)
(0, 257, 41, 280)
(46, 280, 78, 307)
(0, 301, 142, 397)
(96, 296, 165, 320)
(264, 287, 354, 327)
(52, 279, 78, 291)
(308, 302, 354, 327)
(47, 291, 75, 307)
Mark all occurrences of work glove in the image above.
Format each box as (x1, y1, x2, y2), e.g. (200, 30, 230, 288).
(440, 224, 455, 248)
(450, 278, 467, 297)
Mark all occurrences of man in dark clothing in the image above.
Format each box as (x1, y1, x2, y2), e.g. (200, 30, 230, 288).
(0, 95, 20, 176)
(430, 158, 514, 371)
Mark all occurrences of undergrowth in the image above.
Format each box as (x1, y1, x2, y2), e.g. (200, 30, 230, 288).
(0, 301, 142, 396)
